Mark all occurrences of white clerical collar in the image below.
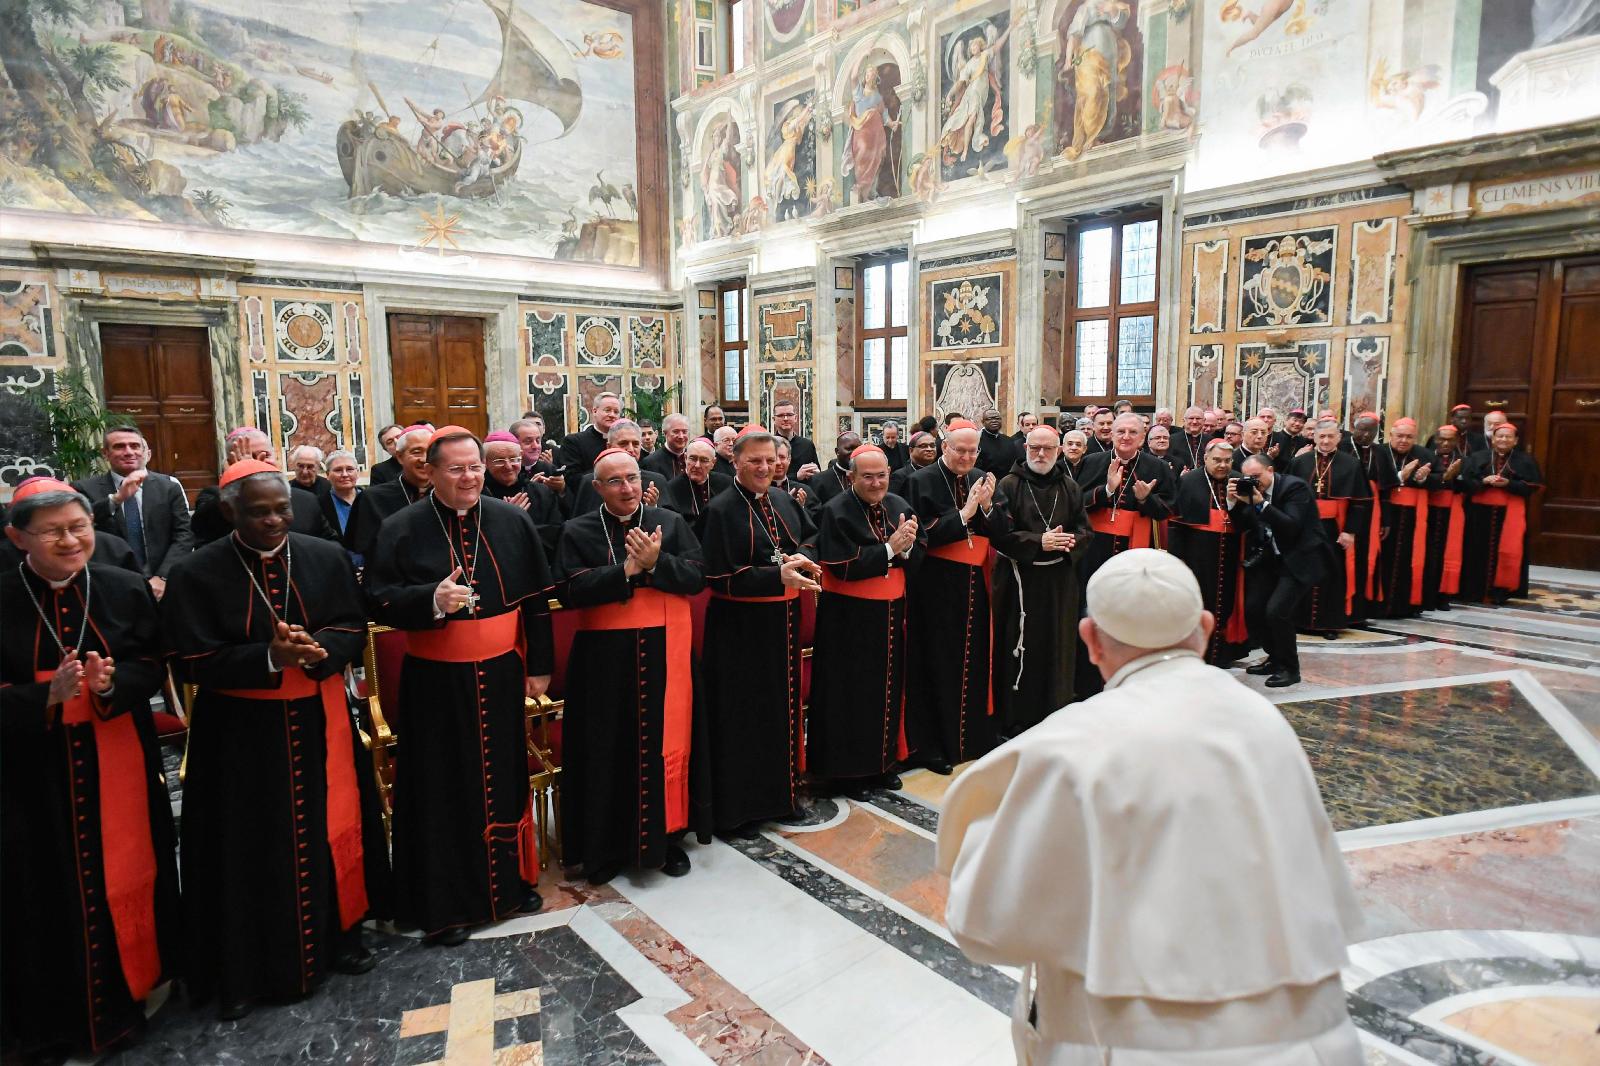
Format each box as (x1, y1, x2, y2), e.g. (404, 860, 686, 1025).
(232, 532, 287, 559)
(1105, 649, 1201, 690)
(604, 503, 641, 522)
(26, 557, 79, 590)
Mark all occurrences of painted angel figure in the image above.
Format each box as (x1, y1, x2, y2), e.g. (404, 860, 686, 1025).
(700, 120, 742, 239)
(939, 22, 1013, 167)
(764, 96, 815, 221)
(1058, 0, 1134, 161)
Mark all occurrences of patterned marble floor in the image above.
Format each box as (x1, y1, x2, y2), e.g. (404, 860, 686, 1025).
(97, 569, 1600, 1066)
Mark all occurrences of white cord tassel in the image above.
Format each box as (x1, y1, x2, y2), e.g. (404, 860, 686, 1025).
(1010, 556, 1027, 691)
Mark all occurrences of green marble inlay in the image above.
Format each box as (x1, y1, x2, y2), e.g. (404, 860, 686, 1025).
(1280, 679, 1598, 832)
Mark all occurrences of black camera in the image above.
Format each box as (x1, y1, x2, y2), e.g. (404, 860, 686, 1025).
(1234, 475, 1259, 497)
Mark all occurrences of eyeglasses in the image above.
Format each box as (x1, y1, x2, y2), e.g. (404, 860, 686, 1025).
(487, 457, 522, 467)
(599, 473, 642, 488)
(685, 456, 713, 466)
(23, 522, 93, 543)
(442, 464, 486, 477)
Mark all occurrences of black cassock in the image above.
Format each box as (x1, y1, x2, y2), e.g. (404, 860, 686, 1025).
(1458, 449, 1543, 602)
(905, 461, 1012, 764)
(483, 473, 565, 555)
(1171, 431, 1208, 474)
(164, 533, 389, 1006)
(698, 483, 815, 830)
(806, 462, 853, 517)
(992, 462, 1092, 735)
(1378, 444, 1440, 617)
(365, 496, 555, 936)
(661, 472, 732, 540)
(1168, 469, 1250, 665)
(345, 478, 428, 558)
(1, 563, 179, 1056)
(1424, 454, 1469, 608)
(555, 506, 706, 873)
(809, 490, 923, 782)
(1075, 450, 1176, 696)
(1345, 441, 1400, 621)
(1289, 450, 1373, 631)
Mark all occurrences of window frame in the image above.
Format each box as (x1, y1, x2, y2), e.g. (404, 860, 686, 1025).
(724, 0, 749, 75)
(1061, 210, 1161, 407)
(855, 251, 911, 409)
(717, 279, 749, 411)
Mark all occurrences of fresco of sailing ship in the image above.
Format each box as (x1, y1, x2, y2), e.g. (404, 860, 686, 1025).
(337, 0, 578, 201)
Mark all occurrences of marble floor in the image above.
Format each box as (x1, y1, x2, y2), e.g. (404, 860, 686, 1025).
(97, 568, 1600, 1066)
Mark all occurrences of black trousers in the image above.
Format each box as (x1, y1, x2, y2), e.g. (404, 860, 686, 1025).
(1245, 558, 1309, 673)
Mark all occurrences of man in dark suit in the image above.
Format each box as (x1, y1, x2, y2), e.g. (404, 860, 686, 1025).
(642, 413, 691, 481)
(976, 408, 1014, 475)
(566, 421, 671, 512)
(73, 426, 194, 599)
(368, 423, 406, 484)
(1228, 454, 1331, 689)
(558, 392, 623, 477)
(288, 444, 333, 499)
(772, 399, 820, 481)
(189, 429, 338, 546)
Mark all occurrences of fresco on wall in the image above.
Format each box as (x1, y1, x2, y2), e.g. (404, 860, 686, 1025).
(698, 115, 743, 239)
(937, 12, 1012, 181)
(765, 90, 817, 222)
(841, 55, 904, 204)
(763, 0, 815, 62)
(0, 0, 642, 264)
(1054, 1, 1144, 161)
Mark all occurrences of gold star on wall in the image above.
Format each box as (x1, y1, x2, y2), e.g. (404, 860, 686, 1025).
(417, 200, 462, 255)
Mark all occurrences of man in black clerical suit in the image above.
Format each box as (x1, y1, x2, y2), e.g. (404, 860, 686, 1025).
(190, 429, 337, 547)
(976, 407, 1015, 475)
(879, 420, 911, 472)
(567, 421, 669, 513)
(772, 399, 820, 481)
(289, 445, 333, 499)
(807, 431, 859, 515)
(643, 413, 692, 481)
(889, 431, 937, 496)
(482, 433, 564, 554)
(1229, 455, 1331, 689)
(558, 392, 623, 477)
(74, 425, 193, 599)
(344, 424, 432, 558)
(556, 449, 705, 883)
(661, 439, 731, 539)
(368, 424, 406, 484)
(1458, 421, 1543, 605)
(165, 460, 387, 1020)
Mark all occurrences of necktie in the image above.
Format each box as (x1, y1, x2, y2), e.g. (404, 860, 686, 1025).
(123, 486, 148, 571)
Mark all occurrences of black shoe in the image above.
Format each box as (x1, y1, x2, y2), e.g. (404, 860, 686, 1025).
(427, 925, 471, 948)
(1245, 661, 1279, 676)
(518, 886, 544, 915)
(737, 821, 765, 840)
(1435, 601, 1452, 612)
(1265, 671, 1302, 688)
(218, 997, 253, 1021)
(586, 863, 621, 886)
(923, 758, 954, 775)
(332, 942, 376, 976)
(1320, 631, 1340, 640)
(662, 845, 690, 878)
(879, 773, 902, 790)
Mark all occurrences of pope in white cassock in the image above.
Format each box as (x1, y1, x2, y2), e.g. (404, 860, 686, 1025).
(938, 549, 1365, 1065)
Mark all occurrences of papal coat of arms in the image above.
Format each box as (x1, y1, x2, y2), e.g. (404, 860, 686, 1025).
(1238, 230, 1335, 329)
(933, 275, 1002, 348)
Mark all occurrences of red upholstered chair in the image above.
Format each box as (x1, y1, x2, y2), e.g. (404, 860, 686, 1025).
(360, 624, 408, 833)
(154, 665, 188, 741)
(798, 588, 818, 650)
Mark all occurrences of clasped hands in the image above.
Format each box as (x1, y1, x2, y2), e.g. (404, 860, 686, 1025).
(1040, 525, 1076, 552)
(887, 513, 918, 556)
(269, 620, 328, 671)
(960, 473, 997, 522)
(780, 553, 823, 592)
(46, 650, 116, 706)
(622, 526, 663, 577)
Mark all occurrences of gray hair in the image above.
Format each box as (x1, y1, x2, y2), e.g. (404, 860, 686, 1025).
(661, 412, 689, 431)
(731, 430, 775, 456)
(591, 391, 622, 410)
(606, 420, 641, 444)
(289, 444, 325, 465)
(1204, 438, 1234, 456)
(881, 420, 900, 433)
(509, 418, 541, 437)
(102, 425, 146, 447)
(326, 449, 358, 468)
(7, 489, 93, 531)
(713, 426, 738, 443)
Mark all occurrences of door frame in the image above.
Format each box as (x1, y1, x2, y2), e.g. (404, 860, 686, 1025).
(365, 285, 520, 436)
(63, 297, 240, 474)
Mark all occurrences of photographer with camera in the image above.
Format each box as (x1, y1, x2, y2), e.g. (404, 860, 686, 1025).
(1228, 454, 1333, 688)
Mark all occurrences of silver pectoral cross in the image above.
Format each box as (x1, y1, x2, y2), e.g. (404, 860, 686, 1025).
(771, 549, 785, 565)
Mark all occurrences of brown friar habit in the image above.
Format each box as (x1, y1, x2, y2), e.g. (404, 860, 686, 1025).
(1458, 448, 1544, 603)
(809, 489, 923, 783)
(164, 533, 388, 1006)
(555, 505, 707, 873)
(1345, 439, 1400, 621)
(1, 563, 179, 1057)
(1378, 443, 1440, 617)
(365, 496, 555, 936)
(698, 482, 816, 830)
(1168, 467, 1251, 665)
(905, 461, 1012, 764)
(1289, 449, 1372, 632)
(992, 460, 1092, 736)
(1075, 449, 1177, 697)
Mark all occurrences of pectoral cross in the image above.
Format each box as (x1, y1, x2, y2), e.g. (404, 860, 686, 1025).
(771, 548, 785, 565)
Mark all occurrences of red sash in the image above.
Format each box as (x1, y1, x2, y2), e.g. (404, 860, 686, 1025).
(926, 535, 996, 717)
(1189, 509, 1248, 643)
(820, 567, 907, 601)
(1316, 498, 1358, 617)
(402, 609, 537, 881)
(574, 589, 694, 834)
(40, 673, 161, 1001)
(218, 670, 368, 928)
(1365, 480, 1384, 603)
(1390, 486, 1432, 607)
(1429, 489, 1465, 594)
(1474, 488, 1532, 590)
(1087, 507, 1156, 549)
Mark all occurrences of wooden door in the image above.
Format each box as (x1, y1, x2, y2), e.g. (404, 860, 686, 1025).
(99, 323, 217, 499)
(387, 314, 487, 436)
(1455, 256, 1600, 568)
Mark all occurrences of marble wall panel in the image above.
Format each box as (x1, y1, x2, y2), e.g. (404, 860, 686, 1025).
(930, 358, 1001, 423)
(1188, 342, 1223, 409)
(920, 258, 1015, 425)
(1344, 336, 1391, 424)
(757, 367, 813, 434)
(835, 294, 856, 408)
(1041, 268, 1066, 406)
(277, 370, 342, 457)
(755, 294, 813, 364)
(1234, 341, 1330, 421)
(699, 312, 720, 407)
(576, 374, 625, 431)
(1239, 228, 1337, 330)
(1190, 239, 1228, 334)
(1349, 217, 1398, 326)
(0, 276, 53, 358)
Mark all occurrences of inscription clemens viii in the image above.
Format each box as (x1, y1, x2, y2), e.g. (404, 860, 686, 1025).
(1474, 168, 1600, 216)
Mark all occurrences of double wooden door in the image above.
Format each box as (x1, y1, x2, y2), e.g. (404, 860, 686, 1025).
(98, 323, 218, 499)
(387, 314, 488, 436)
(1455, 256, 1600, 568)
